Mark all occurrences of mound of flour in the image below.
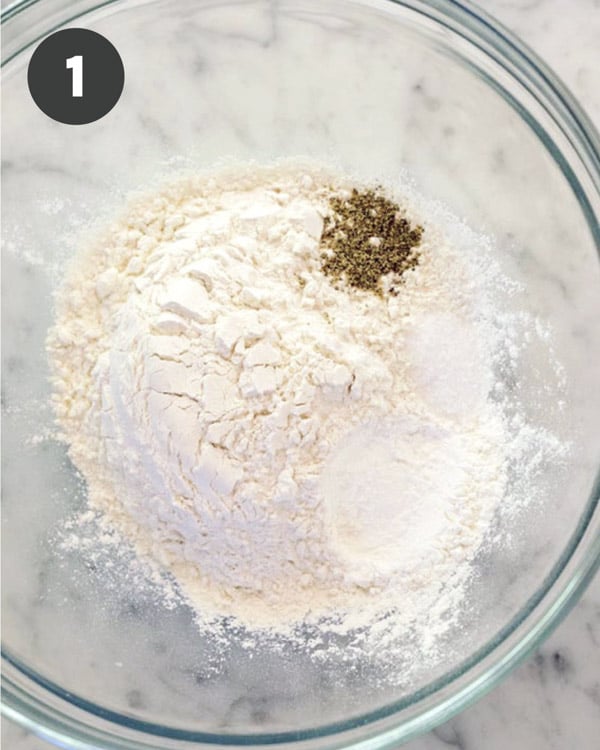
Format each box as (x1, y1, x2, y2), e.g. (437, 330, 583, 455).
(48, 161, 563, 643)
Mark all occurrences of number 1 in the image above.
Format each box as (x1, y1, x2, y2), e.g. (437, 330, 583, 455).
(66, 55, 83, 97)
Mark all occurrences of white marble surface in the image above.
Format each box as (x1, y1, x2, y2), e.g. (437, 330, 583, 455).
(2, 0, 600, 748)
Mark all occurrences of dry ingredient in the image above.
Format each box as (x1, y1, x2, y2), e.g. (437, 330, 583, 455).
(48, 161, 566, 657)
(320, 187, 422, 295)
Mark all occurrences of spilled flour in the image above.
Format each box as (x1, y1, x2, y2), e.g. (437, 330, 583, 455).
(48, 161, 567, 661)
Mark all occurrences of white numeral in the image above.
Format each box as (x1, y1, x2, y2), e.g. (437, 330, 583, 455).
(66, 55, 83, 97)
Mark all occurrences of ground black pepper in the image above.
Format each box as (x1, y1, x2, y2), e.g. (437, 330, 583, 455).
(320, 187, 423, 296)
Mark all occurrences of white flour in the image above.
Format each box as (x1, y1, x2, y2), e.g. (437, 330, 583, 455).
(48, 161, 565, 654)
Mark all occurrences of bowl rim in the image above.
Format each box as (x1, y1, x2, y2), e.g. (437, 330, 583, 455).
(1, 0, 600, 747)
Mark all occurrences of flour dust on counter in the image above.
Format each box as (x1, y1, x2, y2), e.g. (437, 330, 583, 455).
(47, 159, 568, 674)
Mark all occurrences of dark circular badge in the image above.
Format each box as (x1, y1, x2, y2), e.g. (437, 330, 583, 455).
(27, 28, 124, 125)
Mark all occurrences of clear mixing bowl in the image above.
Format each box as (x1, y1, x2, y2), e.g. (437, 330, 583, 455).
(2, 0, 599, 748)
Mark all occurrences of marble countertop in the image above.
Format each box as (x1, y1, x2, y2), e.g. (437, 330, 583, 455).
(2, 0, 599, 748)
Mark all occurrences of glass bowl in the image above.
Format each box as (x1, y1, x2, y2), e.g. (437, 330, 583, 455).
(2, 0, 599, 748)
